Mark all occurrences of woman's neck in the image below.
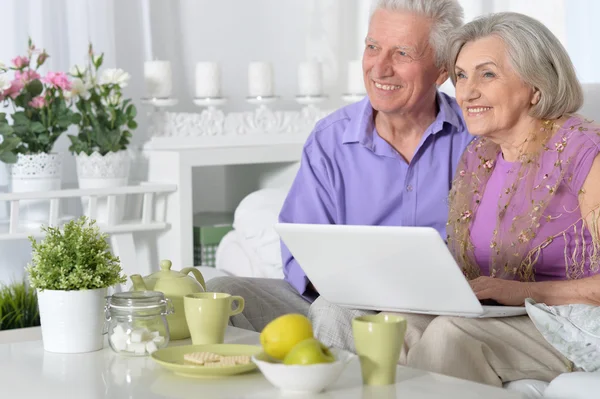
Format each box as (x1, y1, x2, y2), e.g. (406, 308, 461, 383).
(488, 117, 543, 162)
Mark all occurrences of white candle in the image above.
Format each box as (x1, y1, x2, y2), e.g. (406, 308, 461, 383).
(195, 62, 220, 98)
(347, 60, 365, 94)
(140, 0, 153, 61)
(144, 60, 172, 98)
(248, 62, 274, 97)
(298, 61, 323, 96)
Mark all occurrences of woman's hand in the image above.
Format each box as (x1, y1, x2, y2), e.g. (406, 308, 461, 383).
(469, 276, 533, 306)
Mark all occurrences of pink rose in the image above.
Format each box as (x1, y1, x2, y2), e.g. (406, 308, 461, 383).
(12, 56, 29, 69)
(3, 79, 24, 99)
(15, 70, 41, 83)
(42, 71, 71, 91)
(28, 96, 46, 109)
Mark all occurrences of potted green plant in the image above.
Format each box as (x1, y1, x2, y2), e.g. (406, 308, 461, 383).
(67, 44, 137, 224)
(0, 280, 40, 331)
(0, 115, 21, 164)
(0, 39, 78, 226)
(26, 216, 126, 353)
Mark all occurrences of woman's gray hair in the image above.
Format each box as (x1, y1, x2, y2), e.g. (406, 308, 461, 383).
(447, 12, 583, 119)
(370, 0, 464, 67)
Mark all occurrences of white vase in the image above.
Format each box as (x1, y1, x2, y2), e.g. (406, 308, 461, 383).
(37, 288, 106, 353)
(75, 150, 130, 225)
(10, 153, 62, 227)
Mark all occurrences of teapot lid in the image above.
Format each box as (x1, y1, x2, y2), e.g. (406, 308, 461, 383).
(147, 260, 186, 281)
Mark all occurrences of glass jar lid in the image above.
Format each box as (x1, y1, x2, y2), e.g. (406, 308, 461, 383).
(106, 291, 168, 311)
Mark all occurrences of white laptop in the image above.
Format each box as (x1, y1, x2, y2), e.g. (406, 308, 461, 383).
(275, 223, 527, 318)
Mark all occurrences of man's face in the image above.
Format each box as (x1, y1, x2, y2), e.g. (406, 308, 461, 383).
(363, 9, 447, 116)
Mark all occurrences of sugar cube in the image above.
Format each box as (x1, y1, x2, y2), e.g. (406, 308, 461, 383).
(152, 335, 165, 346)
(127, 342, 146, 355)
(110, 333, 128, 352)
(113, 324, 126, 336)
(130, 329, 146, 343)
(145, 341, 158, 354)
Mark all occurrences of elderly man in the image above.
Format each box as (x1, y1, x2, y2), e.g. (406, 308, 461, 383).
(207, 0, 470, 333)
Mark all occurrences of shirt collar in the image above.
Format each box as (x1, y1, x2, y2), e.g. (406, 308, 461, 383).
(342, 91, 462, 145)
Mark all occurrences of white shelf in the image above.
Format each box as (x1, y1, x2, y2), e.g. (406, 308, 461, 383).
(0, 220, 169, 241)
(143, 142, 304, 167)
(0, 183, 177, 241)
(0, 183, 177, 201)
(143, 133, 309, 150)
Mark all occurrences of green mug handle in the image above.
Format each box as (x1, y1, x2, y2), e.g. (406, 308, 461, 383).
(229, 296, 245, 316)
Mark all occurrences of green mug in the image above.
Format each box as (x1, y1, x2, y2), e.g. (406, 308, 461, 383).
(352, 314, 407, 385)
(183, 292, 245, 345)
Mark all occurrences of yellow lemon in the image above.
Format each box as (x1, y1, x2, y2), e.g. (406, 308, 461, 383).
(260, 313, 314, 360)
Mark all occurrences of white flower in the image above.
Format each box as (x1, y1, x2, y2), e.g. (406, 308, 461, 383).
(69, 64, 87, 77)
(101, 93, 121, 107)
(0, 74, 11, 92)
(99, 68, 130, 88)
(92, 54, 102, 66)
(0, 61, 6, 72)
(70, 78, 92, 100)
(0, 135, 4, 145)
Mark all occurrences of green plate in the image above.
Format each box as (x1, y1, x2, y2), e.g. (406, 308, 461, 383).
(151, 344, 262, 378)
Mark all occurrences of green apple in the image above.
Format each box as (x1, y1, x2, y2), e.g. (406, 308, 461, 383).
(283, 338, 336, 365)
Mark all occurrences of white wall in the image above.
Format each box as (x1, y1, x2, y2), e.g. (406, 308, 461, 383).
(0, 0, 362, 284)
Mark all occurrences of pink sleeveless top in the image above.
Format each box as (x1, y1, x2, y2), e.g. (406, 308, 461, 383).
(469, 116, 600, 281)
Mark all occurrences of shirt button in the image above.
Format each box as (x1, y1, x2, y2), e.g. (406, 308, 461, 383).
(406, 185, 413, 192)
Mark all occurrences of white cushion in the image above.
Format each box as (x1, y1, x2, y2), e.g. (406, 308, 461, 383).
(194, 265, 230, 281)
(504, 379, 548, 399)
(543, 371, 600, 399)
(525, 299, 600, 372)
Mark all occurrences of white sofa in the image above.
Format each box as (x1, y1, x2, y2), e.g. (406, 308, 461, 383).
(212, 84, 600, 398)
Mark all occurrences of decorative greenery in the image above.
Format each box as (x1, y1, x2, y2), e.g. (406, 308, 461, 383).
(67, 44, 137, 156)
(0, 114, 21, 164)
(26, 216, 127, 291)
(0, 38, 79, 162)
(0, 280, 40, 331)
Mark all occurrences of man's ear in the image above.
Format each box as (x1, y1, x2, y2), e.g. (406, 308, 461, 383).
(436, 67, 449, 86)
(531, 89, 541, 105)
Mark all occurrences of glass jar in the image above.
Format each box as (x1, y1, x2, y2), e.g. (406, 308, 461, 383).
(104, 291, 174, 356)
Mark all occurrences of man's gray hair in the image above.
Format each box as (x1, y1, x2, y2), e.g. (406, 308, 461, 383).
(447, 12, 583, 119)
(370, 0, 464, 67)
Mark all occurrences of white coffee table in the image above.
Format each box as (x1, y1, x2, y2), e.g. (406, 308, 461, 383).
(0, 326, 526, 398)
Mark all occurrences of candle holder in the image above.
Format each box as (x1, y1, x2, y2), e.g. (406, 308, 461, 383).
(192, 97, 227, 108)
(295, 95, 328, 131)
(341, 93, 366, 103)
(246, 95, 279, 108)
(192, 97, 227, 136)
(140, 97, 179, 108)
(295, 94, 327, 106)
(141, 97, 178, 138)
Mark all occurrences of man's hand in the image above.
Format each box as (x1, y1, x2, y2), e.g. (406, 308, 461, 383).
(469, 276, 533, 306)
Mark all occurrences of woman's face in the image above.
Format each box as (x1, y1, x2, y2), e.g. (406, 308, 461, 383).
(454, 35, 538, 139)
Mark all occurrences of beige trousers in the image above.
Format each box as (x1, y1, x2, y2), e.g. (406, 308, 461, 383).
(309, 297, 572, 387)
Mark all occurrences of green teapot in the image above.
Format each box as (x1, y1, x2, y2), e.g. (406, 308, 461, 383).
(130, 260, 206, 340)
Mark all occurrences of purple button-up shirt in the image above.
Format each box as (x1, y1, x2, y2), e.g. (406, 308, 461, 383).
(279, 92, 472, 299)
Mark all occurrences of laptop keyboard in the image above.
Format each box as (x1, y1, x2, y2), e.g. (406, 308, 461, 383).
(479, 298, 503, 306)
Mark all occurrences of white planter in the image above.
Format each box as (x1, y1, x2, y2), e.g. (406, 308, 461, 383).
(75, 150, 130, 225)
(10, 153, 62, 226)
(37, 288, 106, 353)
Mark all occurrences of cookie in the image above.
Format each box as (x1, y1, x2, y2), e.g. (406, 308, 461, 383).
(183, 351, 222, 365)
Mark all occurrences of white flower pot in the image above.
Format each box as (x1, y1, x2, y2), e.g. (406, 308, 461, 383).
(10, 153, 62, 227)
(37, 288, 106, 353)
(75, 150, 130, 225)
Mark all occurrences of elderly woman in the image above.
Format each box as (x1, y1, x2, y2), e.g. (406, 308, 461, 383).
(310, 12, 600, 387)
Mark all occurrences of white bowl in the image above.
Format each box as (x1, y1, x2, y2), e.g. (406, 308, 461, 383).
(252, 348, 356, 394)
